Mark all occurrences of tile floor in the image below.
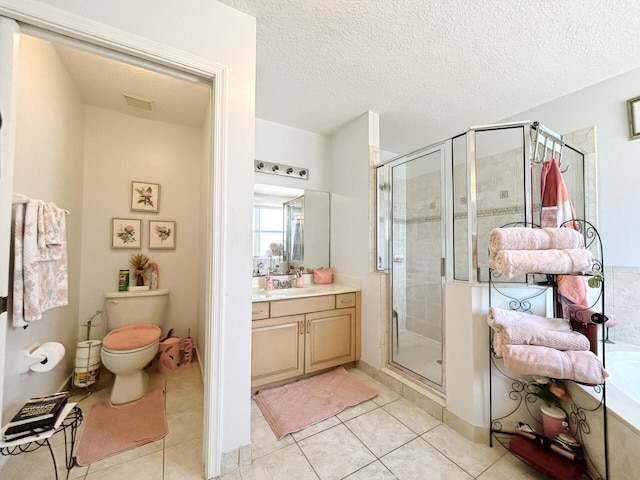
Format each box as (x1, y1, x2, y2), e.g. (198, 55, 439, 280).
(0, 360, 204, 480)
(225, 368, 550, 480)
(0, 363, 550, 479)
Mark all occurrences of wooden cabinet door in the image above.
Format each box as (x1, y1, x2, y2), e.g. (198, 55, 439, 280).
(305, 308, 356, 373)
(251, 315, 305, 387)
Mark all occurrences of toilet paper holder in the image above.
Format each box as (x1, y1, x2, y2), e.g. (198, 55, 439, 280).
(25, 343, 47, 366)
(23, 342, 65, 373)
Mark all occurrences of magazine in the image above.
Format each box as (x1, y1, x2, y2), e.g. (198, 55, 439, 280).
(3, 392, 68, 437)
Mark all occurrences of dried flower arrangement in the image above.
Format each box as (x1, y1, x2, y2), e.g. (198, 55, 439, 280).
(130, 253, 151, 286)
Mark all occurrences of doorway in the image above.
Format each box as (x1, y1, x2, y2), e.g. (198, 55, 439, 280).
(386, 144, 446, 390)
(0, 19, 218, 475)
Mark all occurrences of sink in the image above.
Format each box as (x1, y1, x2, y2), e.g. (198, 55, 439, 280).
(253, 287, 319, 299)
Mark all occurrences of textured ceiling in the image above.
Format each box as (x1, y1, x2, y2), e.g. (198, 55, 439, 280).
(217, 0, 640, 154)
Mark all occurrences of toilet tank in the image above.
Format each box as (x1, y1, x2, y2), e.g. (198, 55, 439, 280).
(104, 289, 169, 330)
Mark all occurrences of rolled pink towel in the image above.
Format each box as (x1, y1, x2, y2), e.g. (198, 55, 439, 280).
(489, 249, 595, 279)
(488, 307, 571, 331)
(488, 307, 587, 356)
(502, 344, 608, 385)
(488, 227, 584, 254)
(500, 324, 590, 353)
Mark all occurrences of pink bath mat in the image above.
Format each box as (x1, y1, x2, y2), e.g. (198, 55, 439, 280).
(75, 386, 168, 466)
(254, 366, 378, 439)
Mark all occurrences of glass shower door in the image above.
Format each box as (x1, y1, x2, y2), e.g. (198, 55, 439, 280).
(389, 146, 444, 388)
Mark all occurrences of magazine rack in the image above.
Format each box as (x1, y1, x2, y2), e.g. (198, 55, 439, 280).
(0, 404, 82, 480)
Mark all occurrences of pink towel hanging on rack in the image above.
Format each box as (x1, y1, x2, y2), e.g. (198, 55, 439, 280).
(540, 158, 588, 307)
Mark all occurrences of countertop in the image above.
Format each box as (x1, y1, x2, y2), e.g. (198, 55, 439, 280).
(251, 283, 359, 302)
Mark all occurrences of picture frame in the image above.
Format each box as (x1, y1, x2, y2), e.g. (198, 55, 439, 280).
(131, 181, 160, 212)
(627, 96, 640, 140)
(149, 220, 176, 249)
(111, 218, 142, 249)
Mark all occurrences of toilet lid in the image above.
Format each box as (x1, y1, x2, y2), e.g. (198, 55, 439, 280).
(103, 324, 161, 351)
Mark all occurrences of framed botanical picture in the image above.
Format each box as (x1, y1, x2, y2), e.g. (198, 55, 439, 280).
(149, 220, 176, 249)
(111, 218, 142, 249)
(627, 96, 640, 140)
(131, 181, 160, 213)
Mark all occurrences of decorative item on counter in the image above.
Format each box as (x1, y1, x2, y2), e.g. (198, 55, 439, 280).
(266, 242, 283, 274)
(183, 328, 193, 365)
(265, 275, 274, 291)
(311, 267, 333, 285)
(149, 263, 159, 290)
(295, 267, 304, 288)
(129, 253, 150, 286)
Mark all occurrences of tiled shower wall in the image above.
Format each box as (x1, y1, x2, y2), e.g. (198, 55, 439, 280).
(605, 266, 640, 346)
(393, 172, 442, 342)
(454, 146, 526, 282)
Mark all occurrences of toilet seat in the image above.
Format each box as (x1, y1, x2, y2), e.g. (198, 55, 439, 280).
(103, 324, 161, 351)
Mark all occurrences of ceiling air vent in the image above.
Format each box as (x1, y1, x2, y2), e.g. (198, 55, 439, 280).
(121, 92, 154, 111)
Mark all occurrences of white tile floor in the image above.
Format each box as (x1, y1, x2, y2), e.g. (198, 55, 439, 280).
(0, 362, 550, 480)
(225, 368, 550, 480)
(0, 360, 204, 480)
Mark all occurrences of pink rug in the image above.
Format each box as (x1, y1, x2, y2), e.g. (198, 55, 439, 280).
(75, 386, 168, 466)
(254, 366, 378, 439)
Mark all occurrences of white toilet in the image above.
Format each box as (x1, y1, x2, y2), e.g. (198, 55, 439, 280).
(101, 288, 169, 404)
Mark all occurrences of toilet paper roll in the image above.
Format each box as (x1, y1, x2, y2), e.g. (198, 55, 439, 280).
(29, 342, 65, 372)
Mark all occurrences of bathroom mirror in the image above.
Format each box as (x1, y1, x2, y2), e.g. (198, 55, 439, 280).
(253, 184, 330, 276)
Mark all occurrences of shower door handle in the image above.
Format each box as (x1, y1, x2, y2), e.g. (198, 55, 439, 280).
(440, 258, 445, 277)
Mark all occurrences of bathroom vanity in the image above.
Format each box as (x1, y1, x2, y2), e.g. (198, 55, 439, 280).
(251, 285, 361, 388)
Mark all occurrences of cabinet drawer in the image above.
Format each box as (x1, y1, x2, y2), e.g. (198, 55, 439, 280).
(336, 293, 356, 308)
(270, 295, 335, 317)
(252, 302, 270, 320)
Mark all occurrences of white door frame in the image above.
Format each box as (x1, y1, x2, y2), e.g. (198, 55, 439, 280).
(0, 4, 227, 478)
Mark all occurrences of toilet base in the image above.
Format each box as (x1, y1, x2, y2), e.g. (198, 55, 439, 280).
(110, 369, 149, 405)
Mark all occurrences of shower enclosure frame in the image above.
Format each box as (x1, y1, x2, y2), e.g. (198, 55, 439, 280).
(378, 141, 451, 392)
(376, 120, 585, 393)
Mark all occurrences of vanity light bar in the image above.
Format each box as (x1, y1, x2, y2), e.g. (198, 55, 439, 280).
(254, 160, 309, 180)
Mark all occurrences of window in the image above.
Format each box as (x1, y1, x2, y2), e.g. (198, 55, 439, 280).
(253, 205, 284, 258)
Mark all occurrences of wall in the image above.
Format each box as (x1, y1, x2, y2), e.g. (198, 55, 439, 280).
(3, 34, 85, 421)
(79, 106, 203, 343)
(502, 66, 640, 267)
(503, 68, 640, 346)
(329, 111, 386, 368)
(0, 0, 257, 474)
(254, 118, 330, 192)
